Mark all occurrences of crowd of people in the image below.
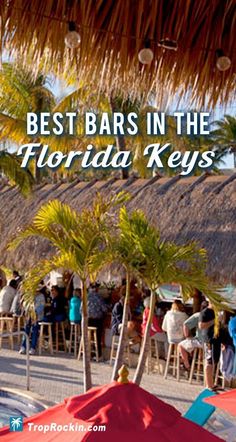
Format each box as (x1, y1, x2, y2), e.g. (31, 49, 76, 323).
(0, 271, 236, 389)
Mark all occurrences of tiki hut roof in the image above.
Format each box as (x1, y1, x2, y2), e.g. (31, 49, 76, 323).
(0, 173, 235, 283)
(0, 0, 235, 106)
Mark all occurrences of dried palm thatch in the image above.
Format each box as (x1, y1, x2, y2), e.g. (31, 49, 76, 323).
(0, 173, 235, 283)
(0, 0, 235, 106)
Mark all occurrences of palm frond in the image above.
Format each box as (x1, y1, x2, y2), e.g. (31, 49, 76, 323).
(0, 151, 34, 195)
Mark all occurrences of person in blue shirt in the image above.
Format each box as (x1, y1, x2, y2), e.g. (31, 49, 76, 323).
(69, 288, 82, 324)
(229, 315, 236, 347)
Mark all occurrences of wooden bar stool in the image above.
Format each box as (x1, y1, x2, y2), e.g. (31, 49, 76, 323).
(146, 337, 160, 374)
(189, 347, 204, 384)
(54, 322, 67, 352)
(110, 334, 119, 365)
(69, 322, 81, 356)
(0, 317, 14, 349)
(109, 334, 131, 367)
(164, 343, 180, 380)
(38, 322, 53, 355)
(78, 326, 99, 362)
(13, 315, 25, 345)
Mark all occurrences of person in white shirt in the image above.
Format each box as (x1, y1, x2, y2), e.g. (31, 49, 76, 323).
(162, 300, 188, 343)
(0, 280, 18, 314)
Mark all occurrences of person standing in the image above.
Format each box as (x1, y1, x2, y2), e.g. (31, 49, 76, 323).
(69, 289, 82, 324)
(0, 279, 17, 314)
(199, 301, 221, 390)
(87, 284, 108, 359)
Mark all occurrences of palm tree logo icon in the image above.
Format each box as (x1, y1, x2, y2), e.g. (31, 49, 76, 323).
(9, 416, 23, 431)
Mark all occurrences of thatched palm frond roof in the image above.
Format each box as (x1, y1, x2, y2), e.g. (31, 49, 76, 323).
(0, 173, 235, 283)
(0, 0, 235, 106)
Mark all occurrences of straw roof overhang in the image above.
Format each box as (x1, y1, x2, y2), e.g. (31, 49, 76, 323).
(0, 173, 235, 283)
(0, 0, 235, 106)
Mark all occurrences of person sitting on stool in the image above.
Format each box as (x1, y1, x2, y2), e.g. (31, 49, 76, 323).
(19, 288, 45, 355)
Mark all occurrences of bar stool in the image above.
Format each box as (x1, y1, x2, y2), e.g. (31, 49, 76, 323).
(78, 326, 99, 362)
(164, 343, 180, 380)
(109, 334, 131, 367)
(189, 346, 204, 384)
(54, 322, 67, 352)
(69, 322, 81, 356)
(0, 317, 14, 349)
(38, 322, 53, 355)
(146, 337, 160, 374)
(13, 315, 25, 345)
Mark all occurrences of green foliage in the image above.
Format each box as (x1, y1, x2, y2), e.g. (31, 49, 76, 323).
(9, 191, 128, 313)
(211, 115, 236, 163)
(115, 207, 228, 309)
(0, 62, 82, 180)
(0, 150, 34, 195)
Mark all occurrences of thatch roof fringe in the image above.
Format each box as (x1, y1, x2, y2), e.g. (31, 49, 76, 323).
(36, 182, 62, 205)
(157, 175, 181, 195)
(213, 173, 236, 195)
(0, 175, 235, 283)
(0, 1, 235, 105)
(120, 176, 137, 188)
(99, 177, 118, 190)
(55, 179, 81, 200)
(179, 173, 208, 200)
(71, 178, 97, 201)
(132, 175, 161, 198)
(1, 185, 16, 196)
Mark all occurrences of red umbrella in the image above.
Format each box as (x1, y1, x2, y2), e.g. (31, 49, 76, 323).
(0, 368, 222, 441)
(204, 389, 236, 417)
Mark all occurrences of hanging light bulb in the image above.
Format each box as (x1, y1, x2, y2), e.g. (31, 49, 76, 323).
(65, 21, 81, 49)
(216, 49, 231, 71)
(138, 43, 154, 64)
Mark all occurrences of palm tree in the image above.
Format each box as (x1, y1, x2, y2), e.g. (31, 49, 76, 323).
(211, 115, 236, 167)
(0, 149, 34, 195)
(116, 208, 227, 385)
(9, 192, 126, 391)
(108, 207, 145, 381)
(0, 63, 79, 183)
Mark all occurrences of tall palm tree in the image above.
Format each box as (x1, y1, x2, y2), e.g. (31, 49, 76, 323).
(9, 192, 126, 391)
(108, 207, 145, 381)
(211, 115, 236, 167)
(0, 63, 79, 183)
(115, 208, 227, 385)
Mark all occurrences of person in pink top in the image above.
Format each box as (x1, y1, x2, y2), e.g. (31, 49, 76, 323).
(141, 296, 168, 358)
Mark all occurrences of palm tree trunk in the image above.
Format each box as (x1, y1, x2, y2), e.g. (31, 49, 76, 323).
(133, 288, 156, 385)
(111, 270, 130, 381)
(192, 289, 203, 313)
(109, 96, 129, 179)
(81, 281, 92, 391)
